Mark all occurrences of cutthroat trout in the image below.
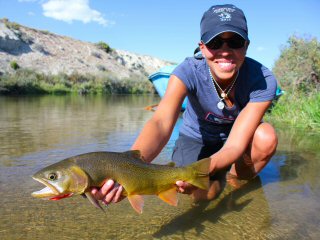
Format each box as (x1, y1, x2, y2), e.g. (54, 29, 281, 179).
(31, 150, 210, 213)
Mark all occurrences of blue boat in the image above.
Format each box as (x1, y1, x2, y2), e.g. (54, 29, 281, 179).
(148, 65, 188, 111)
(149, 64, 284, 111)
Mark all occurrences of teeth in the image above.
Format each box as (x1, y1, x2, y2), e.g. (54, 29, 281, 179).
(219, 62, 231, 67)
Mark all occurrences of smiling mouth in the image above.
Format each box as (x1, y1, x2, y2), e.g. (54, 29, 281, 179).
(216, 61, 236, 72)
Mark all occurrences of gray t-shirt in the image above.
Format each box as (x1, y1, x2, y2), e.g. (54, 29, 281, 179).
(172, 56, 278, 143)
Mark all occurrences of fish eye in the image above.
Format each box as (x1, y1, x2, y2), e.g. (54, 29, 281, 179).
(48, 173, 58, 180)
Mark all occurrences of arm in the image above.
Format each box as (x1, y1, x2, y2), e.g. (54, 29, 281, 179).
(131, 75, 188, 162)
(176, 100, 272, 192)
(209, 101, 272, 173)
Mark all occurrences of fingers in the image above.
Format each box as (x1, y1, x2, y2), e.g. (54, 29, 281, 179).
(176, 181, 197, 194)
(91, 179, 124, 205)
(112, 185, 123, 203)
(91, 179, 114, 200)
(101, 184, 121, 205)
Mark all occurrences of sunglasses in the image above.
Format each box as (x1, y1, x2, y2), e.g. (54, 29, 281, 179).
(205, 35, 246, 50)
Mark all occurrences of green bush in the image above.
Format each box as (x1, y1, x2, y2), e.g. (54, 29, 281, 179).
(10, 61, 20, 70)
(4, 20, 20, 30)
(267, 34, 320, 129)
(95, 41, 113, 53)
(273, 35, 320, 93)
(0, 69, 153, 95)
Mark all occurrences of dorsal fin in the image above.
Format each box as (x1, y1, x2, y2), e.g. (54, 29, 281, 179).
(123, 150, 145, 161)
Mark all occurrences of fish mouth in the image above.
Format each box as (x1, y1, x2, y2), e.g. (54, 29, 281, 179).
(31, 177, 61, 198)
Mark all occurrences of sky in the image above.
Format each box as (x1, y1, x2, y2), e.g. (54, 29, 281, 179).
(0, 0, 319, 70)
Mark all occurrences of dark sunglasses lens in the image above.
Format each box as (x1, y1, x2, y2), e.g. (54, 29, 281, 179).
(206, 35, 245, 50)
(206, 37, 223, 50)
(228, 35, 245, 49)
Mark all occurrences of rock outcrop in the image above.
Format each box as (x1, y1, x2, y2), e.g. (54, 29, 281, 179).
(0, 19, 174, 78)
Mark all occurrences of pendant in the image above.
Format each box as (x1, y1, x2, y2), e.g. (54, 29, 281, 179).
(217, 101, 224, 110)
(221, 92, 226, 98)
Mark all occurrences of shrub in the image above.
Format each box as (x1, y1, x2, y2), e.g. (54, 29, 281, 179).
(10, 61, 20, 70)
(273, 35, 320, 93)
(95, 41, 113, 53)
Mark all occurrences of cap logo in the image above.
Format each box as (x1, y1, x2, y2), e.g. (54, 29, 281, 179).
(212, 7, 235, 22)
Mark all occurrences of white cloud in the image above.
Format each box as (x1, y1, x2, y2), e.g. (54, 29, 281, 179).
(256, 46, 265, 52)
(41, 0, 112, 27)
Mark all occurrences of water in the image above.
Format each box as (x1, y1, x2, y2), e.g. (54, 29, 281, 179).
(0, 95, 319, 240)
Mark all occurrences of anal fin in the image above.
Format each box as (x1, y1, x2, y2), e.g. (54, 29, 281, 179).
(128, 195, 144, 214)
(158, 188, 178, 206)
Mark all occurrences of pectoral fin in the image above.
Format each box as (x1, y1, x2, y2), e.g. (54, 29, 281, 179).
(127, 195, 144, 214)
(158, 188, 178, 206)
(84, 192, 105, 213)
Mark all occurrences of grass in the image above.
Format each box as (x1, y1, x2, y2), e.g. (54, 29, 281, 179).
(266, 90, 320, 130)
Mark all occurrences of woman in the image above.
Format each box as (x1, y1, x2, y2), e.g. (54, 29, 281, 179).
(92, 4, 278, 204)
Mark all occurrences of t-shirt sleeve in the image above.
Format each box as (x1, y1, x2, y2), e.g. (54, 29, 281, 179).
(171, 58, 195, 91)
(249, 65, 278, 102)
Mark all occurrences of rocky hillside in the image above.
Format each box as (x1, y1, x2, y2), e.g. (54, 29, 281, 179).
(0, 19, 174, 79)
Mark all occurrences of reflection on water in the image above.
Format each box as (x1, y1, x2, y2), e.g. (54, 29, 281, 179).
(0, 95, 319, 239)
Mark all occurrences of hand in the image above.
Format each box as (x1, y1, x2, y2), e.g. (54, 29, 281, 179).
(91, 179, 125, 205)
(176, 180, 198, 195)
(176, 180, 215, 202)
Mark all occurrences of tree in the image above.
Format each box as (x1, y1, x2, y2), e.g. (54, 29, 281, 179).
(273, 35, 320, 93)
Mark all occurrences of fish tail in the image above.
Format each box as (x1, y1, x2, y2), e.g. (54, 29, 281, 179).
(184, 158, 211, 190)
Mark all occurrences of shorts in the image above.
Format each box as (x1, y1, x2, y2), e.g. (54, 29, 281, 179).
(171, 134, 228, 181)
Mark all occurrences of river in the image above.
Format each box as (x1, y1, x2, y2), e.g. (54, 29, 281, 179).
(0, 95, 319, 240)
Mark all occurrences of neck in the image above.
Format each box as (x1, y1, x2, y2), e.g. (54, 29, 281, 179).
(209, 69, 239, 91)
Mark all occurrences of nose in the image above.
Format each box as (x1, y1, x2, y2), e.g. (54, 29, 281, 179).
(219, 43, 233, 56)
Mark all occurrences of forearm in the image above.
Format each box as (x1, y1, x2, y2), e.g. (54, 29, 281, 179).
(131, 118, 173, 163)
(209, 145, 244, 174)
(209, 101, 272, 174)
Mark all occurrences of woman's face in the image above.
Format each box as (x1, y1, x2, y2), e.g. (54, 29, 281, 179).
(200, 32, 248, 82)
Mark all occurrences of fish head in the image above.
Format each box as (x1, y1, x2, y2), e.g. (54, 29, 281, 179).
(31, 160, 89, 200)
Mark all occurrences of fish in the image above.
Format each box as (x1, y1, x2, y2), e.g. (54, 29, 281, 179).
(31, 150, 210, 214)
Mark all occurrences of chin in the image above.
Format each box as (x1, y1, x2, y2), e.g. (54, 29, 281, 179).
(215, 71, 236, 80)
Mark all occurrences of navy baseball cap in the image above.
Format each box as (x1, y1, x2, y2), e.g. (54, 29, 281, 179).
(200, 4, 249, 44)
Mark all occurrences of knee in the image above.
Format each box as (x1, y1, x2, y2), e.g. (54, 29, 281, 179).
(254, 123, 278, 157)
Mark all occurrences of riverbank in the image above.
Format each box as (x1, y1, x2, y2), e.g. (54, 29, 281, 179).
(1, 70, 319, 130)
(0, 69, 155, 94)
(265, 90, 320, 130)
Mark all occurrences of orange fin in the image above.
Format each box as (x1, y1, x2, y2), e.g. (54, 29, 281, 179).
(158, 188, 178, 206)
(127, 195, 144, 214)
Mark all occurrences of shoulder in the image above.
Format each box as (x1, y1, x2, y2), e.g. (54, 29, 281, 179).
(172, 57, 207, 90)
(173, 57, 206, 75)
(240, 58, 278, 102)
(242, 57, 275, 80)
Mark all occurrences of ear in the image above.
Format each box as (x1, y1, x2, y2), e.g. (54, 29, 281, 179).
(199, 41, 205, 50)
(198, 41, 207, 57)
(246, 40, 250, 48)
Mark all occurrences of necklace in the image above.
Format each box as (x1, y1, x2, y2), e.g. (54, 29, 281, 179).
(208, 68, 239, 110)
